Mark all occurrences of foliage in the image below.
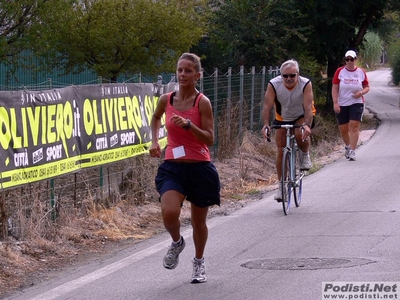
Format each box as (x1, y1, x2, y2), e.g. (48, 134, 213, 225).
(38, 0, 208, 81)
(0, 0, 399, 92)
(296, 1, 388, 60)
(0, 0, 70, 68)
(376, 10, 400, 46)
(292, 0, 396, 107)
(388, 38, 400, 85)
(197, 0, 307, 73)
(359, 32, 383, 69)
(292, 0, 391, 81)
(381, 5, 400, 84)
(378, 10, 400, 67)
(391, 58, 400, 86)
(200, 0, 398, 108)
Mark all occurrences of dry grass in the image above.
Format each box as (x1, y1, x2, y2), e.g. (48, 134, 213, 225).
(0, 110, 379, 298)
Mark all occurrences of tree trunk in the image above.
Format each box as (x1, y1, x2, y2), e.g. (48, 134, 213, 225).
(325, 54, 344, 111)
(325, 57, 335, 110)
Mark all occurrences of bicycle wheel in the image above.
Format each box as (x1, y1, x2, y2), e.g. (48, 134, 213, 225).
(281, 149, 292, 215)
(294, 149, 303, 207)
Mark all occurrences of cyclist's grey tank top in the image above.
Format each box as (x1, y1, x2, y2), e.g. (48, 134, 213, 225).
(269, 75, 310, 122)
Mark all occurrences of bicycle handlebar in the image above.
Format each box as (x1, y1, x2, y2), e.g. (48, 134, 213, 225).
(265, 124, 305, 143)
(270, 124, 302, 129)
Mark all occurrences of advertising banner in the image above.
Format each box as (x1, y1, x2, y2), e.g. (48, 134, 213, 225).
(0, 83, 171, 189)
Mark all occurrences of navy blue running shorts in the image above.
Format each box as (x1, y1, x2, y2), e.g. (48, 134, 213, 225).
(155, 160, 221, 208)
(335, 103, 364, 125)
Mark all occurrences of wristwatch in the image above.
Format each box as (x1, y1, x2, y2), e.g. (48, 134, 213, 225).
(183, 119, 191, 130)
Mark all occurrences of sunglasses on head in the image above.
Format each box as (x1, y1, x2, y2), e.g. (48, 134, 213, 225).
(345, 57, 355, 62)
(282, 73, 297, 78)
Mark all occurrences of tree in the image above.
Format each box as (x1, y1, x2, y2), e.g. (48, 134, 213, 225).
(384, 10, 400, 85)
(359, 32, 383, 69)
(293, 0, 393, 106)
(40, 0, 208, 82)
(200, 0, 399, 106)
(197, 0, 307, 73)
(0, 0, 72, 236)
(389, 38, 400, 85)
(376, 9, 400, 65)
(0, 1, 69, 73)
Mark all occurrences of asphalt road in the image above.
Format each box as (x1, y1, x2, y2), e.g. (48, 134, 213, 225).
(3, 68, 400, 300)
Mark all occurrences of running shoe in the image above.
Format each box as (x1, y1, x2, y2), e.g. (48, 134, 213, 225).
(300, 151, 312, 170)
(345, 146, 350, 159)
(349, 150, 356, 161)
(274, 183, 283, 202)
(163, 236, 185, 269)
(190, 258, 207, 283)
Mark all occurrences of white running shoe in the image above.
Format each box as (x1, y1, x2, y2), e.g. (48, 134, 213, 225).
(163, 237, 185, 269)
(349, 150, 356, 161)
(190, 258, 207, 283)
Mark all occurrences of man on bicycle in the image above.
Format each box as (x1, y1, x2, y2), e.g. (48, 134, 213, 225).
(262, 59, 314, 202)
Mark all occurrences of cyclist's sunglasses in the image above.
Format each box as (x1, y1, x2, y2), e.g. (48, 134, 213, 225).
(282, 73, 297, 78)
(345, 57, 355, 62)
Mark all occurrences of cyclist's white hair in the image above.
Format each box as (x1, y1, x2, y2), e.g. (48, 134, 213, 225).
(280, 59, 299, 73)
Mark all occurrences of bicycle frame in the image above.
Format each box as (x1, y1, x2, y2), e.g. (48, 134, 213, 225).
(270, 124, 305, 215)
(286, 127, 304, 188)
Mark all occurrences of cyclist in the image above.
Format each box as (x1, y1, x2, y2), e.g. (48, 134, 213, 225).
(261, 59, 314, 202)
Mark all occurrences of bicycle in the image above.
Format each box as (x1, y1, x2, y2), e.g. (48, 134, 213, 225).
(268, 124, 306, 215)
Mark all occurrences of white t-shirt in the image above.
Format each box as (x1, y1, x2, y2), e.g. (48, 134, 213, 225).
(332, 66, 369, 106)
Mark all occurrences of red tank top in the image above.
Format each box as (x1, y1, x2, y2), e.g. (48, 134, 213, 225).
(164, 92, 211, 161)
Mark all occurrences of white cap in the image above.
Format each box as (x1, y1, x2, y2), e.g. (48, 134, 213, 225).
(345, 50, 357, 58)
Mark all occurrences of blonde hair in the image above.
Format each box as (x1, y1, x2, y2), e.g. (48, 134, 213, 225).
(178, 53, 202, 72)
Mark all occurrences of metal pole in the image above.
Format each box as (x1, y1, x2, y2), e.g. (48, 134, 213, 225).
(0, 173, 6, 240)
(239, 66, 244, 138)
(47, 78, 56, 221)
(227, 67, 232, 138)
(100, 166, 103, 197)
(199, 71, 204, 93)
(50, 178, 56, 221)
(213, 68, 218, 157)
(260, 66, 266, 126)
(98, 75, 104, 196)
(250, 66, 255, 131)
